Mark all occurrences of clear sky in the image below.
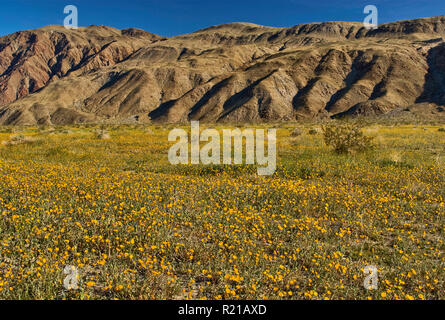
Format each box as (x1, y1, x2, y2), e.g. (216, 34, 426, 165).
(0, 0, 444, 37)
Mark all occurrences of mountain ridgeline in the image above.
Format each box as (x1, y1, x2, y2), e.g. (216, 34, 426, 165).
(0, 16, 445, 125)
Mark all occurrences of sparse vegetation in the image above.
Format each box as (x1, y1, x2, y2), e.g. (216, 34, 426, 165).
(290, 128, 303, 137)
(97, 125, 111, 140)
(1, 134, 37, 146)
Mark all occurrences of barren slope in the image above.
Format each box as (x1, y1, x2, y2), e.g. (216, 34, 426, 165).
(0, 16, 444, 124)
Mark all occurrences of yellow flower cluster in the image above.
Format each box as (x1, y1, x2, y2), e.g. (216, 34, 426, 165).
(0, 124, 443, 300)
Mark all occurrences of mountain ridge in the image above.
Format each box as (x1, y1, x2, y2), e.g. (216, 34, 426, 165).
(0, 16, 444, 125)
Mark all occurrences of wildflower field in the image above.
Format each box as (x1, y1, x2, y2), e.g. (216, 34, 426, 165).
(0, 123, 443, 300)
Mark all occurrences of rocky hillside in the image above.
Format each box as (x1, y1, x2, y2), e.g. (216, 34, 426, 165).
(0, 16, 444, 125)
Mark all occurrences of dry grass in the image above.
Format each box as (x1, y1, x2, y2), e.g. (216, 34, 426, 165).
(1, 134, 37, 146)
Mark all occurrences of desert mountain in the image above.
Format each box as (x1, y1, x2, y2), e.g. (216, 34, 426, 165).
(0, 16, 444, 125)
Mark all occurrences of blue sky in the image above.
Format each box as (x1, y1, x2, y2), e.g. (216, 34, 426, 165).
(0, 0, 444, 37)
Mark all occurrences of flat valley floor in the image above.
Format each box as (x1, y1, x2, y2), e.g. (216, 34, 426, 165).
(0, 123, 443, 300)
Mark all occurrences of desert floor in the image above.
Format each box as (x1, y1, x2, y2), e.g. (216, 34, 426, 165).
(0, 123, 443, 300)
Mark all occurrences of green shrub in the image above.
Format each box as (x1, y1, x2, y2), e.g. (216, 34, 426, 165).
(438, 128, 445, 132)
(378, 159, 414, 169)
(322, 123, 374, 154)
(308, 129, 318, 135)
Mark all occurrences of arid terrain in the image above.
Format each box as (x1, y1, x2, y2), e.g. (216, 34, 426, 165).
(0, 16, 443, 301)
(0, 16, 445, 125)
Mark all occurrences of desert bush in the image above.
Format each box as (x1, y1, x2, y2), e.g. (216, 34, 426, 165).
(438, 127, 445, 132)
(97, 131, 111, 140)
(10, 134, 26, 142)
(322, 123, 374, 154)
(308, 128, 318, 135)
(96, 125, 111, 139)
(290, 128, 303, 137)
(378, 159, 414, 169)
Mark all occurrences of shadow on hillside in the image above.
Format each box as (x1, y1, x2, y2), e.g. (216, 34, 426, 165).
(416, 42, 445, 105)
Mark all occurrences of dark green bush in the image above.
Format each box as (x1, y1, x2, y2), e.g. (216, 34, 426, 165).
(308, 129, 318, 135)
